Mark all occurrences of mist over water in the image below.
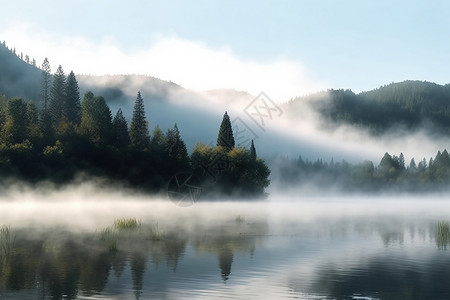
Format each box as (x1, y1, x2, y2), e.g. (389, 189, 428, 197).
(2, 184, 450, 299)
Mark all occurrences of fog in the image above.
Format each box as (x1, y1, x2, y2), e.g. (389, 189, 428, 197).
(1, 181, 450, 230)
(3, 183, 450, 299)
(76, 75, 450, 169)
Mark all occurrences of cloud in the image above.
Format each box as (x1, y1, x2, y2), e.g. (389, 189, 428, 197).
(0, 24, 325, 102)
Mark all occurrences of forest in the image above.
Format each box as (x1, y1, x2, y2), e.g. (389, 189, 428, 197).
(5, 41, 450, 195)
(287, 81, 450, 135)
(276, 149, 450, 193)
(0, 53, 270, 198)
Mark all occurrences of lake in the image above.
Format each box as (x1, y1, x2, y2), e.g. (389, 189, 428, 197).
(1, 188, 450, 299)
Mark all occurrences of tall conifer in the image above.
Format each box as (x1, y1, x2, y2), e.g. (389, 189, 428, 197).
(166, 123, 189, 169)
(250, 139, 257, 161)
(217, 111, 235, 151)
(40, 58, 51, 114)
(130, 91, 150, 149)
(49, 65, 66, 126)
(112, 108, 130, 148)
(65, 71, 81, 125)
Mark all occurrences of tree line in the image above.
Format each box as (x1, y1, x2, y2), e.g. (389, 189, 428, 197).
(276, 149, 450, 193)
(1, 40, 37, 67)
(0, 58, 270, 197)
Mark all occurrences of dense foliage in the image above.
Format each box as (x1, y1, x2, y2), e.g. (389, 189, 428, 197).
(288, 81, 450, 135)
(276, 149, 450, 193)
(0, 58, 270, 197)
(191, 143, 270, 198)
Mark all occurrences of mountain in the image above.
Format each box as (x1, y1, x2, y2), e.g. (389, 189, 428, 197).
(4, 41, 450, 163)
(0, 43, 41, 101)
(287, 81, 450, 135)
(0, 43, 260, 153)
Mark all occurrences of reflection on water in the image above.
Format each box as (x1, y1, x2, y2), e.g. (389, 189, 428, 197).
(1, 197, 450, 299)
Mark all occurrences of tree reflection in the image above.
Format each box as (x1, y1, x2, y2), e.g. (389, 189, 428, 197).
(130, 251, 146, 300)
(163, 233, 187, 272)
(191, 217, 267, 281)
(218, 247, 233, 281)
(37, 239, 80, 299)
(0, 216, 267, 298)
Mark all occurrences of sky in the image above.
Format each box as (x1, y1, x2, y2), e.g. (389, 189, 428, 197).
(1, 0, 450, 102)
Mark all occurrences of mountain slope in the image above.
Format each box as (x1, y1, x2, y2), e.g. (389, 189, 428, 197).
(0, 43, 41, 101)
(287, 81, 450, 135)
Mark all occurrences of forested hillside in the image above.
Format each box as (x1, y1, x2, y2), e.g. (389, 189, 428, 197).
(288, 81, 450, 135)
(0, 42, 40, 101)
(0, 42, 183, 108)
(0, 44, 271, 197)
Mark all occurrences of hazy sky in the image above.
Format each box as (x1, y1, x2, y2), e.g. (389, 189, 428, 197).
(1, 0, 449, 101)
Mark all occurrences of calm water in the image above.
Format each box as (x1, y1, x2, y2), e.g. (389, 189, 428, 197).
(1, 192, 450, 299)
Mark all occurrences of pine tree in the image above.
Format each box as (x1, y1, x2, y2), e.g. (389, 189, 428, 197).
(2, 98, 29, 144)
(40, 58, 54, 145)
(49, 65, 66, 127)
(80, 91, 112, 145)
(250, 139, 257, 161)
(398, 152, 405, 170)
(40, 58, 52, 114)
(150, 125, 166, 153)
(65, 71, 81, 125)
(409, 158, 416, 170)
(130, 91, 150, 149)
(217, 111, 235, 151)
(166, 123, 189, 169)
(112, 109, 130, 148)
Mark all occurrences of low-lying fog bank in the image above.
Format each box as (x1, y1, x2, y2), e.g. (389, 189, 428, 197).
(1, 182, 450, 233)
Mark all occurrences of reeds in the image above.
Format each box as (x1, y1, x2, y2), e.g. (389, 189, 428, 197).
(99, 218, 164, 252)
(114, 218, 141, 231)
(149, 223, 163, 241)
(437, 221, 450, 249)
(0, 225, 14, 259)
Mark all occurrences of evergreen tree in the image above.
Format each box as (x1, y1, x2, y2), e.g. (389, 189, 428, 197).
(80, 91, 112, 145)
(112, 109, 130, 148)
(250, 139, 257, 161)
(398, 153, 405, 170)
(2, 98, 29, 144)
(65, 71, 81, 125)
(166, 124, 189, 169)
(409, 158, 416, 170)
(217, 111, 235, 151)
(150, 125, 167, 169)
(130, 91, 150, 149)
(150, 125, 166, 153)
(26, 101, 40, 142)
(418, 158, 427, 170)
(40, 58, 51, 114)
(49, 65, 66, 127)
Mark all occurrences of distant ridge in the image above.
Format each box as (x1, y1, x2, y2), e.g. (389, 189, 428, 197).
(287, 80, 450, 135)
(3, 41, 450, 136)
(0, 42, 185, 107)
(0, 42, 41, 101)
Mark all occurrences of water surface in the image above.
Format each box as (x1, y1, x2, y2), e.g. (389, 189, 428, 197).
(1, 192, 450, 299)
